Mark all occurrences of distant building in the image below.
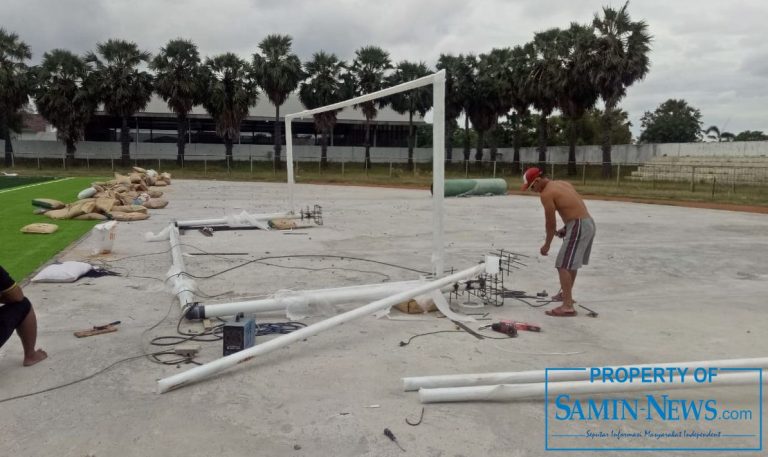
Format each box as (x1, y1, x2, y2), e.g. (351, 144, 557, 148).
(19, 112, 57, 141)
(85, 93, 425, 147)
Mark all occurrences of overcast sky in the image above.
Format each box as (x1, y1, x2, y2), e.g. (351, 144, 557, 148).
(4, 0, 767, 136)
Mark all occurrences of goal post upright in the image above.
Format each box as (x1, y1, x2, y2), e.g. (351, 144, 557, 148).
(285, 69, 447, 276)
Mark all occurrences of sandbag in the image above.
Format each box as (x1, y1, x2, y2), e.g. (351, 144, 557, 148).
(33, 208, 48, 215)
(95, 197, 117, 213)
(74, 213, 108, 221)
(114, 173, 131, 185)
(269, 218, 297, 230)
(132, 166, 147, 174)
(45, 206, 83, 220)
(20, 223, 59, 234)
(160, 172, 171, 183)
(109, 211, 149, 221)
(143, 198, 168, 209)
(148, 190, 163, 198)
(32, 198, 65, 209)
(129, 173, 142, 183)
(111, 205, 147, 213)
(153, 180, 168, 187)
(31, 261, 93, 283)
(77, 187, 97, 199)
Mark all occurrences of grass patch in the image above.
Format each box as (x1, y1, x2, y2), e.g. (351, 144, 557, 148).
(0, 175, 56, 190)
(0, 177, 105, 281)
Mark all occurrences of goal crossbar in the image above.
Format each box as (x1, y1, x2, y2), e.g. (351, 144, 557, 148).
(284, 69, 446, 276)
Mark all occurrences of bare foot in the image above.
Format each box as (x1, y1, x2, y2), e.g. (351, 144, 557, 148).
(23, 349, 47, 366)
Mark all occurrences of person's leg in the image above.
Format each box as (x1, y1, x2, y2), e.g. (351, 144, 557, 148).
(14, 299, 47, 366)
(557, 268, 575, 310)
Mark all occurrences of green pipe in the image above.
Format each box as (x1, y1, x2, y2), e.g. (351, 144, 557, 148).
(432, 178, 508, 197)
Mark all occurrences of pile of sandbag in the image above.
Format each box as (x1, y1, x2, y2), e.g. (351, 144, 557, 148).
(32, 167, 171, 222)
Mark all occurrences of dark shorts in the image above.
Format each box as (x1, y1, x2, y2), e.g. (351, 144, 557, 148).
(0, 266, 31, 348)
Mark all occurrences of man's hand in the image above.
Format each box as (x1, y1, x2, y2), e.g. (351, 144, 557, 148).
(556, 227, 566, 238)
(540, 244, 550, 256)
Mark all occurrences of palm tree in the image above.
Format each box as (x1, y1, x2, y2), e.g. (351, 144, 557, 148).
(252, 34, 303, 170)
(33, 49, 96, 164)
(86, 39, 153, 165)
(476, 48, 514, 162)
(0, 29, 32, 166)
(557, 24, 599, 175)
(299, 51, 346, 168)
(509, 44, 535, 172)
(387, 61, 432, 170)
(201, 53, 258, 159)
(459, 54, 477, 162)
(435, 54, 468, 162)
(150, 39, 205, 165)
(350, 46, 392, 167)
(704, 125, 735, 142)
(527, 29, 563, 170)
(592, 2, 652, 176)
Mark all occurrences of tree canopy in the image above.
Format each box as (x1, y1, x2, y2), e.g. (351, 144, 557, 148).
(639, 99, 702, 143)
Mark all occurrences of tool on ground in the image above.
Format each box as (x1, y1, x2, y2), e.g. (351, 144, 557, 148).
(384, 428, 405, 452)
(578, 304, 599, 318)
(499, 319, 542, 332)
(74, 321, 121, 338)
(405, 407, 425, 426)
(536, 290, 548, 297)
(451, 320, 484, 340)
(222, 313, 256, 356)
(490, 321, 518, 337)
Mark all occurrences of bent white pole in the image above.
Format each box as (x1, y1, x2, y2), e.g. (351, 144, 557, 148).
(419, 371, 766, 403)
(168, 223, 196, 310)
(158, 263, 485, 393)
(403, 357, 768, 391)
(194, 280, 427, 318)
(176, 212, 295, 228)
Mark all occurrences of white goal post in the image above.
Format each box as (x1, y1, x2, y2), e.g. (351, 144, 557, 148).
(284, 70, 447, 276)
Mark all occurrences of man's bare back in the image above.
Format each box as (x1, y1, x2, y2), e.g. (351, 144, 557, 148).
(540, 180, 590, 223)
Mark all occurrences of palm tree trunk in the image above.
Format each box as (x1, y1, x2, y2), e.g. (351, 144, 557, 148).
(2, 121, 12, 167)
(225, 134, 233, 159)
(407, 111, 414, 170)
(512, 116, 521, 174)
(364, 119, 371, 168)
(475, 130, 484, 163)
(274, 105, 281, 170)
(601, 103, 614, 178)
(120, 116, 130, 166)
(66, 138, 76, 167)
(489, 124, 498, 162)
(445, 120, 454, 162)
(177, 112, 187, 166)
(463, 116, 470, 162)
(537, 114, 548, 170)
(321, 129, 328, 168)
(567, 117, 578, 176)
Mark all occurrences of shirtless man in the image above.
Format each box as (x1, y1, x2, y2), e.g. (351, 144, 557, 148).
(521, 167, 596, 317)
(0, 265, 47, 366)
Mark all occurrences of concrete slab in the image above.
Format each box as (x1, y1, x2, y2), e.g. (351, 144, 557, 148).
(1, 180, 766, 456)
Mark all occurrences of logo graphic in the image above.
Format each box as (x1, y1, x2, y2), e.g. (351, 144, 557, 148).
(544, 366, 763, 451)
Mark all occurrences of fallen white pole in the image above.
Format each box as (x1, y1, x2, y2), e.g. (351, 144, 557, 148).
(176, 211, 296, 228)
(403, 357, 768, 391)
(168, 223, 196, 310)
(419, 372, 766, 403)
(187, 280, 427, 319)
(158, 263, 486, 393)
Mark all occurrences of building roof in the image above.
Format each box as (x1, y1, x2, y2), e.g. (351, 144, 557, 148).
(97, 93, 426, 126)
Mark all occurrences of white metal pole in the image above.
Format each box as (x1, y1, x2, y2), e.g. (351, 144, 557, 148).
(285, 119, 295, 212)
(168, 223, 196, 310)
(419, 372, 766, 403)
(432, 70, 446, 276)
(403, 357, 768, 391)
(197, 280, 426, 318)
(157, 263, 486, 393)
(176, 212, 295, 228)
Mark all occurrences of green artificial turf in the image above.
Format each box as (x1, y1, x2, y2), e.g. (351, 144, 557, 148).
(0, 176, 105, 281)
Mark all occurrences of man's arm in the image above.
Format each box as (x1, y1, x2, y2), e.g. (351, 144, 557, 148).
(540, 194, 557, 255)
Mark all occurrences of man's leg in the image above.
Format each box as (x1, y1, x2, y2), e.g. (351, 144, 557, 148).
(15, 300, 47, 366)
(552, 267, 577, 301)
(557, 267, 575, 311)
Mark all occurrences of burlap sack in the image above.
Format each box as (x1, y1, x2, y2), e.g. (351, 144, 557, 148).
(74, 213, 108, 221)
(148, 190, 163, 198)
(109, 211, 149, 221)
(269, 218, 297, 230)
(143, 198, 168, 209)
(20, 223, 59, 234)
(129, 173, 142, 183)
(394, 298, 437, 314)
(95, 197, 117, 213)
(160, 172, 171, 183)
(153, 180, 168, 187)
(132, 166, 147, 174)
(114, 173, 131, 185)
(31, 198, 65, 209)
(111, 205, 147, 213)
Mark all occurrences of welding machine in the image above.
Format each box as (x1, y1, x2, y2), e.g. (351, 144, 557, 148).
(222, 313, 256, 356)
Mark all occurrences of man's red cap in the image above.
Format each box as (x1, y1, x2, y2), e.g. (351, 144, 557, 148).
(521, 167, 542, 191)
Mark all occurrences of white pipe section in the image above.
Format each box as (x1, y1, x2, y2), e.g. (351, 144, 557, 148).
(158, 263, 485, 393)
(286, 119, 295, 211)
(199, 280, 427, 318)
(432, 71, 445, 276)
(419, 372, 766, 403)
(176, 212, 295, 228)
(403, 357, 768, 391)
(168, 223, 196, 309)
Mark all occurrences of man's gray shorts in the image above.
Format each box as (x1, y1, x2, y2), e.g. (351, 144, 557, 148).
(555, 217, 596, 270)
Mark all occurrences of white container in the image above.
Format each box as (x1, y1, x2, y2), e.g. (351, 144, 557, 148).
(92, 221, 118, 254)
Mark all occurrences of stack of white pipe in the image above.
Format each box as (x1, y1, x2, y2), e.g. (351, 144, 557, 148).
(404, 357, 768, 403)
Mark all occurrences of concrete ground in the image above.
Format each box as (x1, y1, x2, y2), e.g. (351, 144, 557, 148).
(1, 179, 766, 457)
